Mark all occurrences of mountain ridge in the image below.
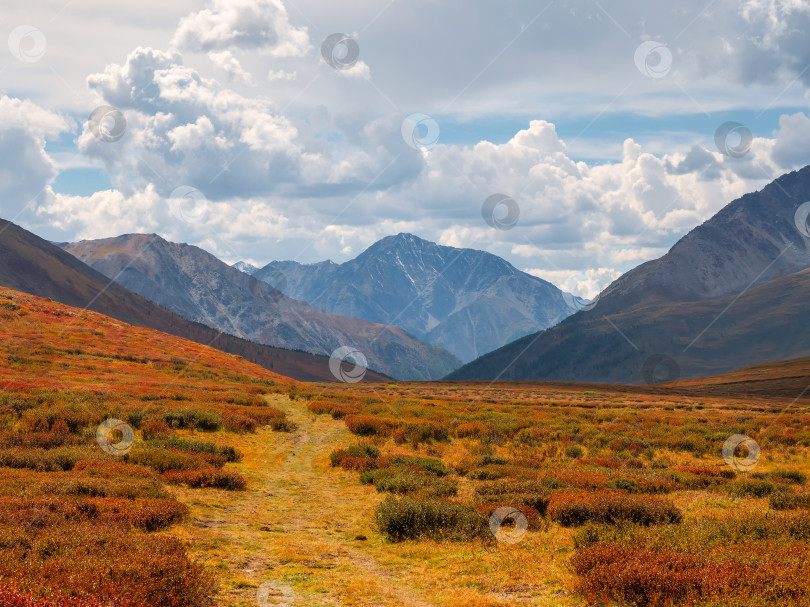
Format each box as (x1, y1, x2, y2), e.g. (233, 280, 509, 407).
(448, 166, 810, 383)
(0, 218, 387, 381)
(64, 233, 460, 380)
(255, 232, 581, 362)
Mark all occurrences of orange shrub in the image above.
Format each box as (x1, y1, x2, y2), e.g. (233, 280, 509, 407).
(578, 458, 622, 469)
(345, 415, 399, 437)
(455, 421, 489, 439)
(162, 467, 246, 490)
(0, 521, 215, 607)
(330, 403, 360, 419)
(572, 542, 810, 607)
(548, 491, 682, 526)
(307, 400, 334, 415)
(473, 503, 544, 530)
(141, 419, 171, 440)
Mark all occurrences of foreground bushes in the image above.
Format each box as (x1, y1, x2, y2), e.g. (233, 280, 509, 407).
(548, 492, 682, 526)
(0, 521, 216, 607)
(375, 497, 490, 542)
(0, 496, 187, 531)
(162, 467, 246, 490)
(572, 541, 810, 607)
(0, 583, 140, 607)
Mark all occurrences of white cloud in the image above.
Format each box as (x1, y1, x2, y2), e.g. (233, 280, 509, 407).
(208, 50, 252, 82)
(7, 0, 810, 293)
(171, 0, 310, 57)
(0, 96, 70, 221)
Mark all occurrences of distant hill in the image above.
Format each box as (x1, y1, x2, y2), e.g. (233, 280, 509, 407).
(255, 233, 580, 362)
(64, 234, 460, 380)
(0, 218, 387, 382)
(449, 166, 810, 383)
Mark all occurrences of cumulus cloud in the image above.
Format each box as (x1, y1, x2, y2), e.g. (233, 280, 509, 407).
(9, 0, 810, 301)
(208, 50, 252, 82)
(171, 0, 310, 57)
(0, 96, 69, 222)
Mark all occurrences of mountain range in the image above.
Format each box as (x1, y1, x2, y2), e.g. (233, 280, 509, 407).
(449, 166, 810, 383)
(0, 218, 386, 381)
(63, 234, 459, 380)
(252, 233, 580, 362)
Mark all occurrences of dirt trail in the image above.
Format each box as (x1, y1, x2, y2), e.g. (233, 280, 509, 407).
(174, 396, 439, 607)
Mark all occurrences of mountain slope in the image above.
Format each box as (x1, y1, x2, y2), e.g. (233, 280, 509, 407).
(449, 166, 810, 383)
(254, 233, 579, 362)
(0, 218, 387, 382)
(64, 234, 460, 380)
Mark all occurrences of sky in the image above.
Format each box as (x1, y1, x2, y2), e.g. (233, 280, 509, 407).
(2, 0, 810, 298)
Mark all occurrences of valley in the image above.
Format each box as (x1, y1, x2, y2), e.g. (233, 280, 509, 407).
(1, 286, 808, 606)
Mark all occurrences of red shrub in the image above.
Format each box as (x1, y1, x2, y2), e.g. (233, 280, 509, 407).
(572, 542, 810, 607)
(162, 467, 246, 490)
(222, 412, 257, 433)
(141, 419, 171, 441)
(548, 491, 682, 526)
(330, 403, 360, 419)
(455, 421, 489, 439)
(307, 400, 334, 415)
(578, 458, 622, 469)
(0, 583, 140, 607)
(345, 415, 399, 437)
(473, 503, 543, 530)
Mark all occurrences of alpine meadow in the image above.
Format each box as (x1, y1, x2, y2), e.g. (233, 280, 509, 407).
(2, 1, 810, 606)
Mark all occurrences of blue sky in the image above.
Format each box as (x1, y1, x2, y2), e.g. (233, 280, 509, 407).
(3, 0, 810, 298)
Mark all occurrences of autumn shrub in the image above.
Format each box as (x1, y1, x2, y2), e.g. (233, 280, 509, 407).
(221, 412, 256, 433)
(0, 430, 84, 449)
(162, 407, 222, 431)
(724, 478, 779, 498)
(0, 496, 187, 531)
(578, 458, 622, 469)
(162, 467, 247, 490)
(400, 421, 449, 443)
(375, 497, 490, 542)
(125, 447, 211, 473)
(571, 541, 810, 607)
(0, 446, 97, 471)
(548, 491, 682, 526)
(307, 400, 334, 415)
(0, 521, 216, 607)
(674, 465, 735, 480)
(345, 415, 399, 437)
(329, 444, 381, 467)
(756, 469, 808, 484)
(0, 583, 141, 607)
(269, 418, 298, 432)
(140, 419, 171, 440)
(474, 503, 544, 530)
(770, 492, 810, 510)
(565, 445, 585, 459)
(390, 455, 449, 476)
(148, 436, 241, 462)
(455, 421, 489, 439)
(73, 459, 157, 478)
(330, 403, 360, 419)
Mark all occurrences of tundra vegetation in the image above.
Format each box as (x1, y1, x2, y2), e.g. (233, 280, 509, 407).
(1, 286, 809, 606)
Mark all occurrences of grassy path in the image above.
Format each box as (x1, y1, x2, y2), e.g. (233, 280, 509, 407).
(173, 396, 577, 607)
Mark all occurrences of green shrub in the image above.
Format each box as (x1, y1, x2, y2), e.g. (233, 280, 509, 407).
(375, 497, 489, 542)
(725, 479, 779, 498)
(162, 408, 222, 431)
(126, 447, 211, 473)
(148, 436, 241, 462)
(770, 492, 810, 510)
